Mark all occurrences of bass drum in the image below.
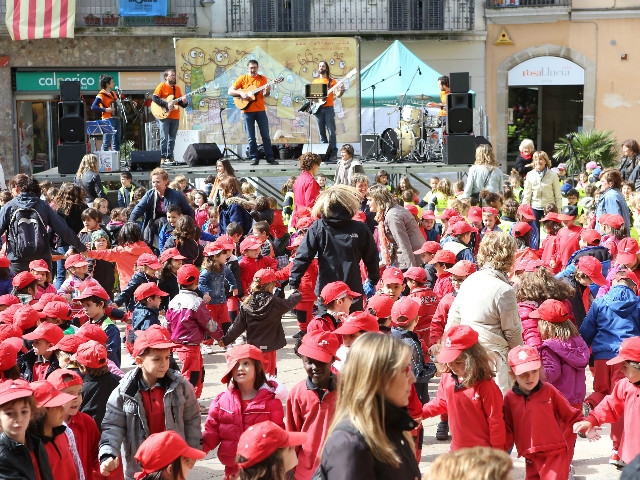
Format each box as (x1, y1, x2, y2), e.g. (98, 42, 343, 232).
(381, 128, 416, 159)
(401, 105, 422, 123)
(399, 120, 420, 139)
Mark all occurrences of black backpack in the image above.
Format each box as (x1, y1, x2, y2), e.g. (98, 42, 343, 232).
(8, 207, 48, 258)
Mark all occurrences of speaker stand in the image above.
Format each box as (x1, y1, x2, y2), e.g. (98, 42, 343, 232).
(219, 106, 243, 161)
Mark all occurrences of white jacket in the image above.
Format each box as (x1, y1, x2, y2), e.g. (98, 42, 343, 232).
(522, 168, 562, 210)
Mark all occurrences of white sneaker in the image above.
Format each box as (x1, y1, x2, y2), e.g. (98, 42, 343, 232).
(201, 344, 214, 355)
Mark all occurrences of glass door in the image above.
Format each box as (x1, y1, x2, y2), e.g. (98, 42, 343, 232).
(17, 100, 57, 174)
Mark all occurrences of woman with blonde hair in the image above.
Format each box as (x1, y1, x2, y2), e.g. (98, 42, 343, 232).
(427, 447, 513, 480)
(462, 144, 503, 201)
(316, 333, 422, 479)
(522, 150, 562, 230)
(447, 231, 523, 393)
(76, 153, 106, 202)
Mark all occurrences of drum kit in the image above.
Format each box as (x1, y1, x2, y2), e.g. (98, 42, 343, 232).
(379, 95, 444, 163)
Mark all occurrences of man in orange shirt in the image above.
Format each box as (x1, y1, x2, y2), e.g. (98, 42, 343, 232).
(313, 61, 345, 163)
(427, 75, 450, 125)
(152, 69, 187, 165)
(228, 60, 278, 166)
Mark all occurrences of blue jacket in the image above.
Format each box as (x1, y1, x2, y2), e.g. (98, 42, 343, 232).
(218, 197, 254, 239)
(595, 188, 630, 232)
(199, 266, 237, 305)
(131, 305, 161, 332)
(128, 187, 194, 230)
(580, 284, 640, 360)
(115, 271, 157, 312)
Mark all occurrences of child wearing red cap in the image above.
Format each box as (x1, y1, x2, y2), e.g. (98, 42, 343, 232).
(166, 264, 223, 398)
(238, 236, 278, 299)
(132, 282, 168, 337)
(99, 325, 200, 480)
(221, 269, 302, 376)
(157, 247, 187, 306)
(21, 322, 64, 381)
(504, 345, 584, 480)
(429, 249, 456, 301)
(57, 254, 92, 308)
(405, 266, 437, 355)
(203, 344, 285, 479)
(306, 281, 359, 337)
(600, 213, 628, 261)
(379, 267, 404, 301)
(481, 207, 501, 237)
(76, 285, 122, 367)
(0, 255, 13, 295)
(366, 293, 395, 333)
(420, 210, 442, 243)
(556, 206, 583, 269)
(199, 240, 238, 336)
(536, 212, 563, 274)
(333, 312, 379, 371)
(0, 379, 53, 479)
(0, 337, 25, 381)
(134, 430, 205, 480)
(11, 271, 39, 305)
(414, 241, 441, 290)
(286, 331, 340, 480)
(574, 336, 640, 468)
(422, 325, 506, 451)
(29, 259, 57, 300)
(115, 253, 162, 312)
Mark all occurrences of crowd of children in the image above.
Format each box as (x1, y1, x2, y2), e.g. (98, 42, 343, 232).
(1, 148, 640, 480)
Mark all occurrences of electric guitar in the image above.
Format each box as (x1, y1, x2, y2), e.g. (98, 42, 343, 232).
(232, 77, 284, 110)
(151, 85, 207, 120)
(309, 69, 357, 115)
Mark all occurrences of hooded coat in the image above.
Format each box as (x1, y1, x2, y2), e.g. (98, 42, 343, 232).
(540, 336, 590, 405)
(218, 196, 254, 239)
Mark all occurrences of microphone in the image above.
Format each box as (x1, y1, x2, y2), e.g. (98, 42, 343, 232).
(418, 67, 422, 75)
(399, 68, 402, 77)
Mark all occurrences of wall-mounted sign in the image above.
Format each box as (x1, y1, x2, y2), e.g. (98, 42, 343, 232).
(119, 0, 168, 17)
(15, 71, 119, 92)
(119, 71, 165, 91)
(508, 56, 584, 86)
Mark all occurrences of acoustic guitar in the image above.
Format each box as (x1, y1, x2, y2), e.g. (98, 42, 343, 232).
(151, 85, 207, 120)
(232, 77, 284, 110)
(309, 69, 357, 115)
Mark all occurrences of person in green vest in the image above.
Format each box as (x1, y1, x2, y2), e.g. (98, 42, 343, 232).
(118, 171, 136, 208)
(281, 176, 296, 231)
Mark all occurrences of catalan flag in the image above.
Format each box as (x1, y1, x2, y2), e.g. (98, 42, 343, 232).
(6, 0, 76, 40)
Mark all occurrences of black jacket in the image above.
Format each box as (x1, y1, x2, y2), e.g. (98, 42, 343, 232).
(80, 171, 106, 202)
(159, 274, 179, 311)
(317, 403, 421, 480)
(514, 153, 533, 177)
(80, 372, 122, 430)
(289, 203, 380, 295)
(620, 154, 640, 181)
(0, 432, 53, 480)
(18, 350, 60, 382)
(55, 203, 88, 247)
(128, 187, 195, 231)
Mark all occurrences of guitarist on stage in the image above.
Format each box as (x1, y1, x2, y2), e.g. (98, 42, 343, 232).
(313, 61, 345, 163)
(228, 59, 279, 166)
(152, 69, 187, 165)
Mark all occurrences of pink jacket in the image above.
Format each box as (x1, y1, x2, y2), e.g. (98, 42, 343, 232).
(87, 241, 153, 290)
(292, 171, 320, 227)
(203, 381, 284, 476)
(518, 300, 542, 348)
(166, 289, 223, 345)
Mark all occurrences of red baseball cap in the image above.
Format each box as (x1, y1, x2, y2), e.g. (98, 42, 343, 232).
(513, 257, 545, 273)
(203, 240, 235, 257)
(135, 431, 206, 480)
(404, 267, 427, 284)
(32, 293, 67, 312)
(482, 207, 499, 216)
(508, 345, 542, 376)
(133, 325, 179, 357)
(28, 260, 50, 273)
(428, 250, 456, 265)
(31, 380, 77, 408)
(405, 204, 418, 216)
(71, 340, 108, 369)
(517, 204, 536, 221)
(286, 235, 305, 251)
(450, 221, 476, 236)
(47, 369, 83, 390)
(134, 283, 168, 303)
(421, 210, 436, 220)
(297, 330, 340, 363)
(75, 285, 110, 302)
(367, 294, 395, 319)
(254, 268, 277, 286)
(47, 334, 84, 353)
(414, 241, 441, 255)
(615, 268, 640, 289)
(176, 264, 200, 286)
(607, 336, 640, 365)
(64, 254, 89, 269)
(0, 339, 26, 371)
(445, 260, 477, 277)
(239, 236, 263, 253)
(12, 271, 37, 290)
(0, 379, 33, 404)
(23, 322, 64, 344)
(512, 222, 532, 238)
(437, 325, 479, 363)
(41, 301, 73, 321)
(0, 323, 21, 342)
(14, 306, 46, 331)
(136, 253, 162, 270)
(529, 299, 572, 323)
(333, 311, 379, 335)
(599, 214, 624, 230)
(467, 206, 482, 223)
(0, 304, 21, 326)
(319, 281, 360, 305)
(616, 238, 639, 265)
(580, 229, 601, 246)
(159, 247, 187, 265)
(76, 323, 108, 345)
(220, 344, 264, 384)
(0, 295, 20, 307)
(237, 421, 307, 469)
(540, 212, 561, 223)
(0, 255, 9, 268)
(296, 216, 315, 230)
(437, 208, 458, 220)
(576, 256, 607, 286)
(390, 297, 420, 327)
(381, 267, 404, 285)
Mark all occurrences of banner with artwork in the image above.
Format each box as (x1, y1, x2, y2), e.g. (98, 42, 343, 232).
(174, 37, 360, 146)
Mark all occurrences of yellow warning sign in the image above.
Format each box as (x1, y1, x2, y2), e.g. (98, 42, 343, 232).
(495, 28, 514, 46)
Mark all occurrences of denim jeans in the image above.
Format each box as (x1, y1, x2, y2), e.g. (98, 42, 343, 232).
(243, 110, 274, 161)
(157, 118, 179, 159)
(102, 117, 121, 151)
(54, 245, 69, 289)
(315, 106, 337, 152)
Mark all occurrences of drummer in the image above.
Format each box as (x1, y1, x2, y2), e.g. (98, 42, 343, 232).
(427, 75, 449, 126)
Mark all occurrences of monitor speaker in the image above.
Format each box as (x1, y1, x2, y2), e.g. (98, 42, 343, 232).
(60, 80, 81, 102)
(360, 134, 379, 158)
(443, 135, 476, 165)
(183, 143, 223, 166)
(58, 143, 87, 174)
(446, 93, 473, 135)
(130, 150, 162, 171)
(449, 72, 469, 94)
(58, 102, 86, 143)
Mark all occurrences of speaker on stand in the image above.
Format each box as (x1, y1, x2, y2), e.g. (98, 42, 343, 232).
(57, 81, 87, 174)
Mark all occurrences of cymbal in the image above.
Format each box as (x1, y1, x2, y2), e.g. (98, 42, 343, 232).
(383, 103, 399, 107)
(411, 94, 432, 101)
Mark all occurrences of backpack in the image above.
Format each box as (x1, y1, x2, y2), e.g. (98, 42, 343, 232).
(8, 207, 48, 258)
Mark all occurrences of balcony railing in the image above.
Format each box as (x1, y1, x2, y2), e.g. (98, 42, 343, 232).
(486, 0, 570, 8)
(75, 0, 197, 27)
(227, 0, 475, 34)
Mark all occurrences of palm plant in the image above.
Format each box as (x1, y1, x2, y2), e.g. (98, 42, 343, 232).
(552, 130, 618, 173)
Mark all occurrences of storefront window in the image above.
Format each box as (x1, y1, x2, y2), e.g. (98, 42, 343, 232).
(17, 101, 55, 174)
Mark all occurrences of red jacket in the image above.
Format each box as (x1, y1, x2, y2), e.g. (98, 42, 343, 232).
(556, 225, 582, 268)
(429, 292, 455, 346)
(409, 287, 437, 350)
(68, 411, 107, 480)
(518, 300, 542, 349)
(42, 426, 78, 480)
(423, 373, 506, 451)
(286, 376, 338, 480)
(586, 377, 640, 464)
(292, 171, 320, 227)
(307, 313, 343, 346)
(504, 381, 583, 458)
(537, 234, 561, 274)
(275, 258, 318, 304)
(87, 241, 153, 291)
(433, 272, 454, 302)
(202, 381, 284, 476)
(238, 255, 278, 297)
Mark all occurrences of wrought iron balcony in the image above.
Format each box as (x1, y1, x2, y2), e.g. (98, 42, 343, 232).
(227, 0, 475, 34)
(486, 0, 570, 8)
(75, 0, 197, 27)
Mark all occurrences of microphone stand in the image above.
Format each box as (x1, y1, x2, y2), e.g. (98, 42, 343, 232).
(362, 70, 401, 161)
(114, 87, 126, 161)
(566, 133, 575, 183)
(219, 104, 243, 161)
(397, 68, 420, 163)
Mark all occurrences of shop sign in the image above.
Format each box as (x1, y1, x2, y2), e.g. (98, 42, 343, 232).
(119, 71, 165, 91)
(15, 71, 119, 92)
(508, 56, 584, 86)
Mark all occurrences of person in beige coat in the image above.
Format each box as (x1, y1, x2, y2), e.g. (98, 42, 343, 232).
(522, 151, 562, 229)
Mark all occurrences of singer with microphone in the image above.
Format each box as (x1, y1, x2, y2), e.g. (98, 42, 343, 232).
(91, 74, 121, 152)
(427, 75, 450, 125)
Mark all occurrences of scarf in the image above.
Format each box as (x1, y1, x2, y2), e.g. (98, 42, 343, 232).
(376, 207, 392, 266)
(521, 152, 533, 160)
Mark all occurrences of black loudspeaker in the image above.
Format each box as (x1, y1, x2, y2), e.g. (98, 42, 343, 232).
(360, 134, 379, 158)
(450, 72, 469, 94)
(183, 143, 223, 167)
(58, 102, 86, 143)
(443, 135, 476, 165)
(446, 93, 473, 135)
(130, 150, 162, 171)
(60, 80, 81, 102)
(58, 143, 87, 174)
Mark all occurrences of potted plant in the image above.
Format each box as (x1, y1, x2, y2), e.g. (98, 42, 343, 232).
(155, 12, 188, 26)
(101, 11, 119, 26)
(84, 14, 100, 26)
(553, 129, 618, 173)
